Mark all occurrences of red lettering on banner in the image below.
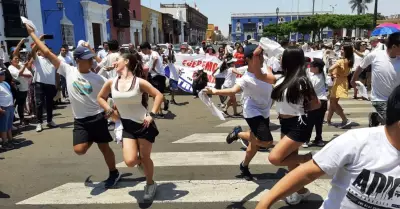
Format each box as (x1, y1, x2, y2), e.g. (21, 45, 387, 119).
(205, 62, 211, 70)
(182, 60, 187, 66)
(190, 61, 196, 68)
(208, 74, 215, 83)
(212, 63, 218, 71)
(197, 60, 202, 67)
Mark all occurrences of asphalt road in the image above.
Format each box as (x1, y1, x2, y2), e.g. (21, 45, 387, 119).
(0, 93, 373, 209)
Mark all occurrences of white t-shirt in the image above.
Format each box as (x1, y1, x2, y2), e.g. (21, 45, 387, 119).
(274, 77, 305, 115)
(97, 49, 108, 60)
(139, 52, 150, 68)
(236, 72, 273, 118)
(33, 56, 56, 85)
(97, 52, 119, 79)
(0, 82, 13, 107)
(58, 55, 74, 66)
(149, 51, 164, 77)
(313, 126, 400, 209)
(359, 50, 400, 101)
(308, 71, 328, 101)
(223, 67, 236, 88)
(58, 62, 106, 119)
(8, 65, 32, 92)
(373, 42, 386, 52)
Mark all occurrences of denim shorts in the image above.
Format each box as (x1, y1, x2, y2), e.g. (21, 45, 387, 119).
(0, 106, 14, 132)
(169, 79, 179, 91)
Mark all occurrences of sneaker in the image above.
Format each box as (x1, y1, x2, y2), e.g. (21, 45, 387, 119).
(312, 140, 325, 147)
(368, 112, 380, 127)
(240, 139, 249, 148)
(10, 138, 24, 145)
(2, 142, 14, 150)
(302, 142, 309, 148)
(36, 124, 43, 132)
(240, 162, 253, 181)
(104, 170, 121, 189)
(164, 100, 169, 111)
(285, 190, 311, 205)
(12, 126, 17, 131)
(143, 182, 157, 202)
(220, 104, 226, 108)
(226, 126, 242, 144)
(46, 121, 58, 128)
(339, 120, 352, 129)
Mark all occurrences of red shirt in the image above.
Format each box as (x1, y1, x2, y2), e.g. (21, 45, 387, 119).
(234, 52, 245, 66)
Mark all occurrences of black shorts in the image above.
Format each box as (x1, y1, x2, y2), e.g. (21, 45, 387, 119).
(121, 118, 159, 143)
(245, 116, 273, 142)
(73, 113, 113, 146)
(151, 75, 166, 93)
(279, 115, 312, 143)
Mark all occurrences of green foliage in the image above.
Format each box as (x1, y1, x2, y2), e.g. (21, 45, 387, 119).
(262, 14, 375, 38)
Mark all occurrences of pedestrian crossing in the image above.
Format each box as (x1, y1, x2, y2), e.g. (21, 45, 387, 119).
(17, 98, 372, 208)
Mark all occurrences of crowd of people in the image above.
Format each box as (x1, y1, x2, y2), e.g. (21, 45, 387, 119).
(0, 20, 400, 207)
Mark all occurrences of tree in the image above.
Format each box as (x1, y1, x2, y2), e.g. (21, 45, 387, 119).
(349, 0, 374, 14)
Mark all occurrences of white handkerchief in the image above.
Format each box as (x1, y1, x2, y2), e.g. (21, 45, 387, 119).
(198, 90, 225, 121)
(21, 16, 39, 36)
(114, 120, 124, 144)
(259, 37, 284, 58)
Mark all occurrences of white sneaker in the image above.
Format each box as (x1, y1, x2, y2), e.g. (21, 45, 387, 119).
(285, 189, 311, 205)
(12, 126, 18, 131)
(36, 124, 43, 132)
(143, 182, 157, 202)
(46, 121, 58, 128)
(302, 142, 309, 148)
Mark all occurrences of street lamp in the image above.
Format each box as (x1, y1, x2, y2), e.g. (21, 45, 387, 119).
(373, 0, 378, 28)
(276, 7, 280, 41)
(43, 0, 64, 23)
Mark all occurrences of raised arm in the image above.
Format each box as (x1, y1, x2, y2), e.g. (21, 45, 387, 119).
(83, 42, 102, 63)
(255, 160, 325, 209)
(253, 47, 276, 84)
(25, 24, 60, 70)
(12, 38, 25, 58)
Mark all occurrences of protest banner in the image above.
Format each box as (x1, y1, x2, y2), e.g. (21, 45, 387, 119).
(165, 54, 223, 93)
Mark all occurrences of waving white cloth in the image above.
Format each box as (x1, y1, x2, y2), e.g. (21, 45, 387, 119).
(259, 37, 284, 58)
(198, 90, 225, 120)
(21, 16, 40, 36)
(114, 120, 124, 144)
(356, 81, 369, 99)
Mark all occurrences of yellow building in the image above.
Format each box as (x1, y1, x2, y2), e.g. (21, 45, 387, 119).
(141, 6, 163, 44)
(206, 24, 216, 42)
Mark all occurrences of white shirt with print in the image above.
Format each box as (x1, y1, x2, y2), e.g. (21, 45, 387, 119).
(313, 126, 400, 209)
(58, 62, 106, 119)
(8, 64, 32, 92)
(149, 50, 164, 77)
(97, 52, 119, 79)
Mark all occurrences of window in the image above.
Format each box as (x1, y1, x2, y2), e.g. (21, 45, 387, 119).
(270, 18, 273, 21)
(61, 24, 75, 47)
(237, 19, 240, 23)
(259, 19, 262, 22)
(248, 19, 251, 22)
(133, 10, 136, 19)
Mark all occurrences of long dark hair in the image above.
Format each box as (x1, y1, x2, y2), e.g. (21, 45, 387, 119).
(121, 52, 149, 108)
(271, 47, 316, 105)
(342, 44, 354, 68)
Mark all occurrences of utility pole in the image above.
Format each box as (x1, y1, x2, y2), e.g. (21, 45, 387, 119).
(310, 0, 315, 42)
(296, 0, 299, 41)
(373, 0, 378, 28)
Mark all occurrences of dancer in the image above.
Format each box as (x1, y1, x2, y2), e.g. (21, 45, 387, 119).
(351, 32, 400, 127)
(256, 84, 400, 209)
(304, 59, 327, 148)
(205, 44, 276, 181)
(327, 44, 353, 128)
(97, 52, 163, 201)
(25, 24, 121, 188)
(255, 46, 320, 205)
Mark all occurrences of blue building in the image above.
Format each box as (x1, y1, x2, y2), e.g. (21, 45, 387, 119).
(231, 11, 334, 42)
(41, 0, 111, 52)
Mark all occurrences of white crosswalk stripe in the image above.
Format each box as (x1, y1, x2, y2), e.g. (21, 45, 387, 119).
(18, 99, 371, 207)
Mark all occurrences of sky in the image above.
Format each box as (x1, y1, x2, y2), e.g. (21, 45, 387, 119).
(142, 0, 400, 37)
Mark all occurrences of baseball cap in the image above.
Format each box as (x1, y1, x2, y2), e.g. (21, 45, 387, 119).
(243, 44, 258, 58)
(73, 41, 94, 60)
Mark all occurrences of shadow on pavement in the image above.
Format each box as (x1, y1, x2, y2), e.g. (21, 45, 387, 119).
(84, 173, 138, 196)
(162, 111, 176, 120)
(0, 191, 10, 198)
(59, 122, 74, 129)
(129, 182, 189, 209)
(0, 139, 32, 154)
(173, 101, 189, 106)
(228, 168, 323, 209)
